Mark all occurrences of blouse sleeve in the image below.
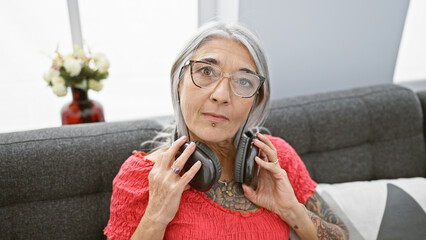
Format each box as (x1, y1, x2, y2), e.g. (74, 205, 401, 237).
(266, 135, 317, 204)
(104, 151, 154, 240)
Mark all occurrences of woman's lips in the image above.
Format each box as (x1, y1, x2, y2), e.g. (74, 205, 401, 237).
(202, 112, 229, 123)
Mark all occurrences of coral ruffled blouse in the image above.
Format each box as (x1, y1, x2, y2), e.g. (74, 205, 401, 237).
(104, 135, 317, 240)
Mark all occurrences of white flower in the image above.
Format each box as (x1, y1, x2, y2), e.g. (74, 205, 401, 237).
(43, 68, 59, 83)
(52, 83, 67, 97)
(44, 49, 110, 97)
(51, 76, 65, 85)
(98, 60, 110, 73)
(88, 79, 103, 91)
(63, 55, 82, 77)
(93, 52, 110, 73)
(93, 52, 107, 63)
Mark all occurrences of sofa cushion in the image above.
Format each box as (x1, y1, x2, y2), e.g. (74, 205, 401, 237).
(0, 120, 163, 239)
(316, 177, 426, 240)
(264, 84, 426, 183)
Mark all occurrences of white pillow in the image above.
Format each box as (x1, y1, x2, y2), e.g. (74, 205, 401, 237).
(316, 177, 426, 240)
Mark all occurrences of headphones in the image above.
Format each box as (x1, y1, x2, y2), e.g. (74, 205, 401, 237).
(173, 129, 259, 192)
(174, 74, 262, 191)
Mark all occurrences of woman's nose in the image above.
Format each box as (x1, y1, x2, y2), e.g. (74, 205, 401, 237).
(210, 76, 232, 104)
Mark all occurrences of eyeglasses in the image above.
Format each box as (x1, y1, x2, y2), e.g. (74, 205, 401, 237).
(184, 60, 265, 98)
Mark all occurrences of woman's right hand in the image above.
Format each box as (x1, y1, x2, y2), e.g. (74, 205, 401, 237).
(143, 136, 202, 226)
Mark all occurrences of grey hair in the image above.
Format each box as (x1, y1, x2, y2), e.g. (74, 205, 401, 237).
(143, 21, 271, 151)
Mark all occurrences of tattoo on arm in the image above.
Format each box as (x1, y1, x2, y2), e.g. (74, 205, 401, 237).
(305, 192, 349, 240)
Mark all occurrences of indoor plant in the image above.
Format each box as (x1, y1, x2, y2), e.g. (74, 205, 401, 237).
(43, 46, 110, 124)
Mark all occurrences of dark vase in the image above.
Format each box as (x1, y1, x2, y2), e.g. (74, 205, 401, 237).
(61, 87, 105, 125)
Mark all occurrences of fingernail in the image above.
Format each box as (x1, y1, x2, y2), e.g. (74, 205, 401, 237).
(189, 142, 195, 148)
(179, 136, 186, 141)
(195, 161, 202, 166)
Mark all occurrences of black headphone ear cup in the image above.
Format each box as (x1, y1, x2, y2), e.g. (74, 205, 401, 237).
(234, 133, 250, 183)
(193, 141, 222, 184)
(234, 131, 259, 185)
(243, 135, 258, 185)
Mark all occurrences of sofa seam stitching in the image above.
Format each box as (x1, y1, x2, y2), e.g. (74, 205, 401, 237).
(300, 132, 423, 155)
(1, 190, 113, 209)
(0, 127, 160, 146)
(268, 87, 412, 111)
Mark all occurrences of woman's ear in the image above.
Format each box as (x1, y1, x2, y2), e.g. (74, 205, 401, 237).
(255, 90, 262, 107)
(178, 79, 182, 96)
(177, 78, 183, 104)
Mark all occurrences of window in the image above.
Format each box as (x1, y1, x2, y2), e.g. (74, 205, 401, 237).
(394, 0, 426, 83)
(0, 0, 198, 133)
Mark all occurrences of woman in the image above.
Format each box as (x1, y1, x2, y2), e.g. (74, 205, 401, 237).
(104, 22, 349, 240)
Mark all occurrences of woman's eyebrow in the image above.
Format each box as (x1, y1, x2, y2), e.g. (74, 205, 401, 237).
(240, 68, 256, 75)
(200, 57, 256, 74)
(200, 57, 218, 64)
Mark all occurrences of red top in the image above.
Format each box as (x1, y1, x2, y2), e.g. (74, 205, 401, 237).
(104, 135, 317, 240)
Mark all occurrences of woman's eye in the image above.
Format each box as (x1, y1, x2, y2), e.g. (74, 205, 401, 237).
(238, 78, 253, 87)
(201, 67, 213, 76)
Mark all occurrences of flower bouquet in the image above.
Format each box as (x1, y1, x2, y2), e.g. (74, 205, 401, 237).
(43, 46, 110, 97)
(43, 45, 109, 125)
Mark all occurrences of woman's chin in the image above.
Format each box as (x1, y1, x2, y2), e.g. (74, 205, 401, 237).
(191, 126, 235, 144)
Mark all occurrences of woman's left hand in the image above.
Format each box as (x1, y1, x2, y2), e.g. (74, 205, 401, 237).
(242, 133, 301, 221)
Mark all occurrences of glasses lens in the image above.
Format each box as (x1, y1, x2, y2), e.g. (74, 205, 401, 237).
(231, 72, 261, 97)
(192, 62, 221, 87)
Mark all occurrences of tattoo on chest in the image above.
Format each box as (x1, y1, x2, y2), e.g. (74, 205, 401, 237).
(204, 180, 259, 213)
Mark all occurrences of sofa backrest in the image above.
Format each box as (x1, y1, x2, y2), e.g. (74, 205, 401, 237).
(1, 84, 425, 239)
(0, 120, 162, 240)
(264, 84, 426, 183)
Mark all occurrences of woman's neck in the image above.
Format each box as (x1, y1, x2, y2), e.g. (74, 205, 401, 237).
(190, 135, 236, 181)
(207, 140, 236, 181)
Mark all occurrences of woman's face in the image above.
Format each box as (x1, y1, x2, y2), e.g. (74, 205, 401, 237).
(179, 37, 257, 144)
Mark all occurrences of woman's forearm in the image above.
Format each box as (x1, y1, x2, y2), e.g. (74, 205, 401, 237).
(277, 203, 348, 240)
(307, 211, 348, 240)
(130, 214, 167, 240)
(304, 192, 349, 240)
(277, 203, 318, 240)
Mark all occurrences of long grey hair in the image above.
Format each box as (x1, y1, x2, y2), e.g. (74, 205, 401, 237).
(143, 21, 271, 151)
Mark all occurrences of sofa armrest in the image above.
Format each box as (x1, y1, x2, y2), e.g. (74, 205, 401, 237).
(416, 90, 426, 134)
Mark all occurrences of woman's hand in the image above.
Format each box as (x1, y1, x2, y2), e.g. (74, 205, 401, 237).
(242, 133, 319, 239)
(242, 133, 301, 222)
(143, 136, 202, 226)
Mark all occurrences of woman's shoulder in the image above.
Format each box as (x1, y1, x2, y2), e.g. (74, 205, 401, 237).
(114, 148, 169, 185)
(119, 151, 153, 173)
(112, 151, 153, 190)
(106, 150, 161, 240)
(119, 148, 166, 170)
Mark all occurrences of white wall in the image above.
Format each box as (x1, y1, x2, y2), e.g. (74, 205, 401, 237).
(238, 0, 410, 99)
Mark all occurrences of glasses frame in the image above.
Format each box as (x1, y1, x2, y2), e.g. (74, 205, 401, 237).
(184, 60, 265, 98)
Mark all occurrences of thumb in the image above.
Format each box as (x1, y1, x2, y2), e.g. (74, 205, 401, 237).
(242, 184, 257, 202)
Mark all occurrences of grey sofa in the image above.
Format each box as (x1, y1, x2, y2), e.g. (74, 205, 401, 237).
(1, 84, 425, 240)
